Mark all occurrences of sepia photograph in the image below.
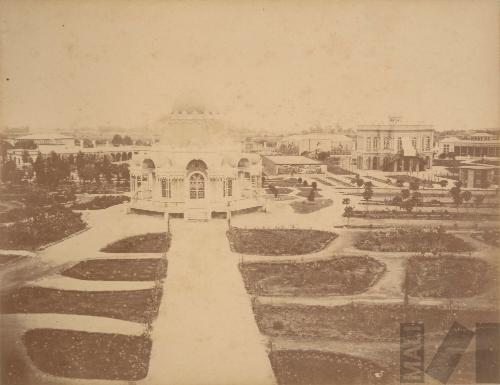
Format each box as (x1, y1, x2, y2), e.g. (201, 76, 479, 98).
(0, 1, 499, 384)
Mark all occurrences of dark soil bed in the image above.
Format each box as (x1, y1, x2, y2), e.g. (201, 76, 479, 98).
(0, 254, 26, 267)
(253, 302, 499, 342)
(24, 329, 151, 380)
(270, 350, 396, 385)
(354, 228, 474, 253)
(266, 187, 294, 195)
(62, 258, 167, 281)
(71, 195, 130, 210)
(290, 199, 332, 214)
(240, 256, 385, 296)
(1, 287, 162, 323)
(406, 256, 492, 297)
(227, 228, 337, 255)
(101, 232, 170, 253)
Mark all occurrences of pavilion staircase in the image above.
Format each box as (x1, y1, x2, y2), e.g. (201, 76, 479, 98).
(185, 208, 209, 221)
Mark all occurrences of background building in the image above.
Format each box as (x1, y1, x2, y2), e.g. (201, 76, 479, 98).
(262, 155, 326, 175)
(439, 134, 500, 159)
(278, 133, 353, 156)
(355, 123, 434, 171)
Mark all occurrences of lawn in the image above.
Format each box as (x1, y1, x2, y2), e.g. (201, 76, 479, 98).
(227, 228, 337, 255)
(71, 195, 130, 210)
(1, 287, 163, 323)
(354, 228, 474, 253)
(253, 302, 499, 342)
(62, 258, 167, 281)
(290, 199, 333, 214)
(239, 256, 385, 296)
(24, 329, 151, 380)
(406, 256, 491, 297)
(269, 350, 396, 385)
(101, 232, 170, 253)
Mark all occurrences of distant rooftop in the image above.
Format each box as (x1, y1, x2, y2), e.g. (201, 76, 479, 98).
(17, 133, 74, 140)
(357, 125, 433, 131)
(283, 133, 353, 141)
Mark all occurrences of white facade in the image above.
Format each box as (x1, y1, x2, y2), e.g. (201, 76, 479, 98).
(355, 124, 435, 171)
(129, 102, 263, 220)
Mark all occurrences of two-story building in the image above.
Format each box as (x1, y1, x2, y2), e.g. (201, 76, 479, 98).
(355, 124, 435, 171)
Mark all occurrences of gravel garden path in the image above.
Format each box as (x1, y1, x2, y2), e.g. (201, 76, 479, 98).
(144, 219, 276, 385)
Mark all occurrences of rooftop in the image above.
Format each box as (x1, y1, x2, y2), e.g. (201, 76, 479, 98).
(357, 125, 434, 131)
(264, 155, 322, 165)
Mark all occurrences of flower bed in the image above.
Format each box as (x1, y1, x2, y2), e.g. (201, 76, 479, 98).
(101, 232, 170, 253)
(253, 303, 499, 342)
(290, 199, 333, 214)
(406, 256, 491, 297)
(354, 228, 474, 252)
(0, 206, 86, 250)
(1, 287, 163, 323)
(269, 350, 396, 385)
(227, 228, 337, 255)
(239, 256, 385, 296)
(71, 195, 130, 210)
(62, 258, 167, 281)
(24, 329, 151, 380)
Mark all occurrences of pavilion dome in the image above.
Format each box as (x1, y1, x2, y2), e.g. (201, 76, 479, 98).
(155, 95, 239, 150)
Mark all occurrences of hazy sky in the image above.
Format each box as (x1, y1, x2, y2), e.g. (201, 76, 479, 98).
(0, 0, 498, 133)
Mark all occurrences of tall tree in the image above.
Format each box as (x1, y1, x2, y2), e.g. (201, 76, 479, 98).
(33, 153, 46, 185)
(362, 181, 373, 212)
(449, 181, 463, 213)
(111, 134, 123, 146)
(122, 135, 133, 145)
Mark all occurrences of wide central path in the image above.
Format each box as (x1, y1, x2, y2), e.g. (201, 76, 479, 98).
(144, 220, 276, 385)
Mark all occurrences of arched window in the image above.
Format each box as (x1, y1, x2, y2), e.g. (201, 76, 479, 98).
(373, 137, 379, 151)
(189, 173, 205, 199)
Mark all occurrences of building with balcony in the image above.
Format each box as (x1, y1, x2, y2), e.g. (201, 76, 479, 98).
(355, 124, 435, 171)
(129, 99, 262, 220)
(439, 134, 500, 159)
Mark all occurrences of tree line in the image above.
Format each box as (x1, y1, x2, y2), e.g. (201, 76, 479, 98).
(1, 150, 130, 188)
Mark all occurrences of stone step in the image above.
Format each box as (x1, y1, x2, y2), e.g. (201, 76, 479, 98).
(185, 208, 209, 221)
